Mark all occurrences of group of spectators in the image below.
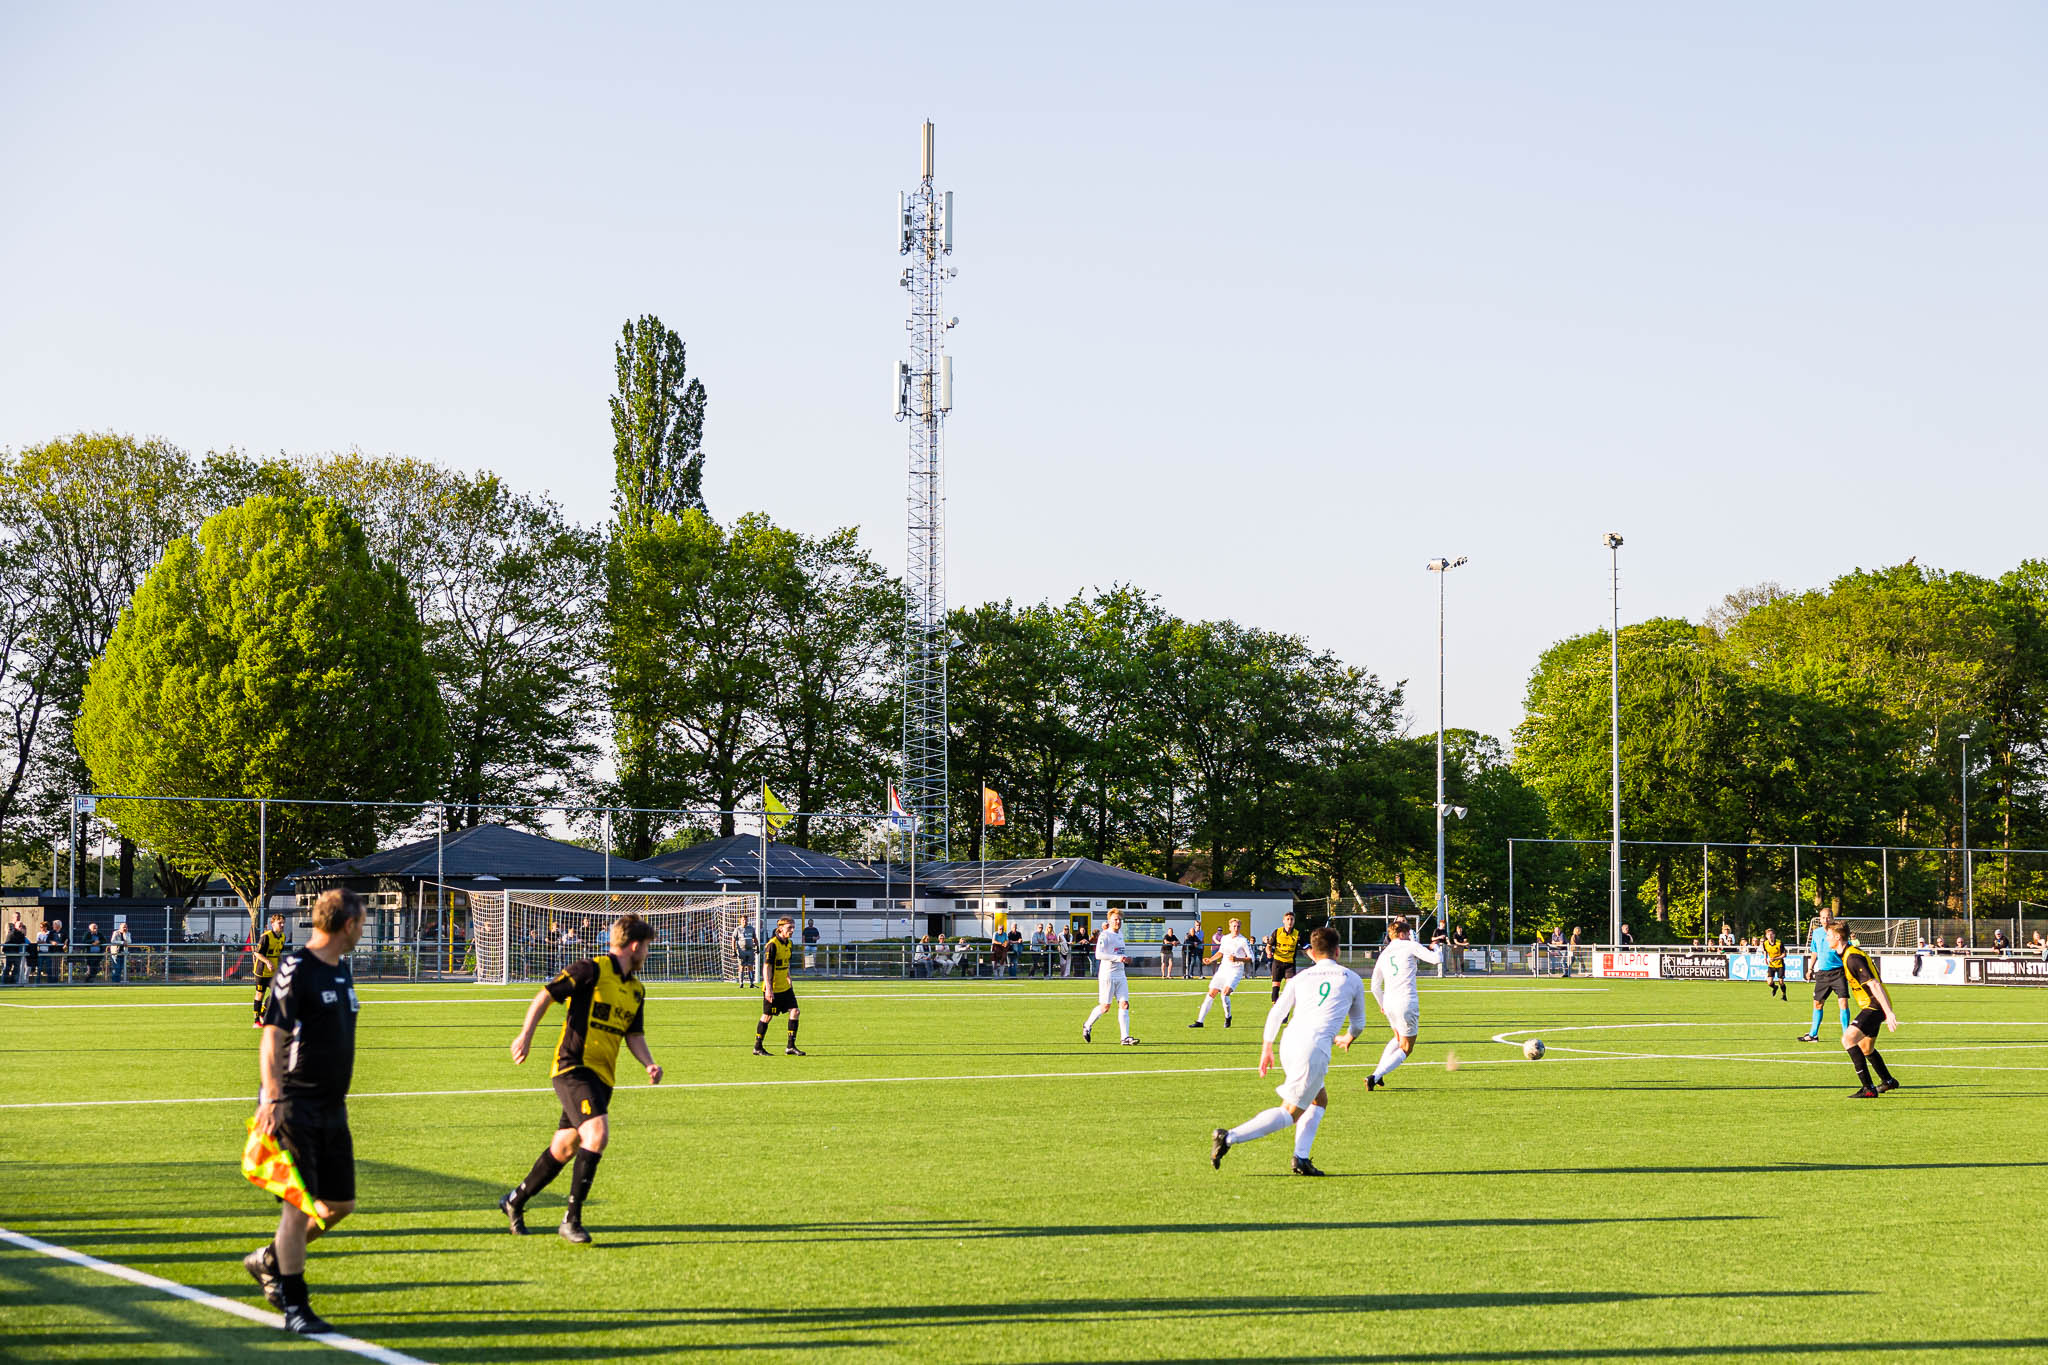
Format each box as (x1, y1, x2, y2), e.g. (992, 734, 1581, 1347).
(1, 911, 133, 984)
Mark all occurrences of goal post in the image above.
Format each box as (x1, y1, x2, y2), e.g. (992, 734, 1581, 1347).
(470, 889, 756, 984)
(1807, 916, 1921, 951)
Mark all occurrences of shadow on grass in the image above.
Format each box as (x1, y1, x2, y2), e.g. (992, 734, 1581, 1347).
(0, 1249, 302, 1357)
(1027, 1341, 2048, 1364)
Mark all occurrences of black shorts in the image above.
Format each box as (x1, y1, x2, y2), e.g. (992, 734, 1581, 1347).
(1270, 959, 1297, 983)
(273, 1101, 355, 1205)
(764, 988, 798, 1016)
(1767, 963, 1785, 980)
(553, 1068, 613, 1130)
(1851, 1006, 1885, 1038)
(1812, 967, 1848, 1003)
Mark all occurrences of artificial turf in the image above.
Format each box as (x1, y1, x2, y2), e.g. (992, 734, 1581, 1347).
(2, 970, 2046, 1362)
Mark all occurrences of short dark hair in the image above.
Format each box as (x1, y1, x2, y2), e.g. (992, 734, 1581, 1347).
(610, 914, 657, 951)
(1309, 926, 1339, 955)
(311, 888, 364, 932)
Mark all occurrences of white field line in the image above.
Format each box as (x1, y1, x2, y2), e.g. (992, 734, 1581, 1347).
(0, 985, 1611, 1011)
(0, 1226, 428, 1364)
(1483, 1021, 2048, 1073)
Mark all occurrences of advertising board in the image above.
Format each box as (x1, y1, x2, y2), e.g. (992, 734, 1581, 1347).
(1660, 952, 1730, 981)
(1966, 957, 2048, 986)
(1593, 950, 1659, 979)
(1879, 953, 1969, 985)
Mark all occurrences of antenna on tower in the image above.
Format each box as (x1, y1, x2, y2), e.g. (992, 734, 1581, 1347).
(896, 119, 954, 860)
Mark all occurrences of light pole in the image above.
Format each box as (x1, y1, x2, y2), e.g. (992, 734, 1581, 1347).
(1960, 732, 1973, 948)
(1603, 533, 1624, 949)
(1428, 556, 1468, 963)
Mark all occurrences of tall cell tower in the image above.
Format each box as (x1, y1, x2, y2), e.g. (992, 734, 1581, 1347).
(895, 119, 954, 861)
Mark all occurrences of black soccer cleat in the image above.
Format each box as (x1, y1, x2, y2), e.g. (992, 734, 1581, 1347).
(559, 1218, 593, 1244)
(1224, 1013, 1232, 1028)
(1849, 1086, 1880, 1099)
(282, 1305, 334, 1336)
(498, 1192, 528, 1235)
(1082, 1024, 1092, 1043)
(1876, 1078, 1900, 1093)
(242, 1245, 284, 1309)
(752, 1044, 771, 1057)
(1365, 1074, 1382, 1091)
(1291, 1157, 1328, 1177)
(1188, 1020, 1203, 1029)
(1797, 1033, 1819, 1042)
(785, 1045, 806, 1056)
(1211, 1128, 1231, 1169)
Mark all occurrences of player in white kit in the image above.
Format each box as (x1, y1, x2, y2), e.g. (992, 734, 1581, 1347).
(1209, 926, 1363, 1177)
(1366, 915, 1443, 1090)
(1082, 909, 1138, 1046)
(1189, 918, 1253, 1029)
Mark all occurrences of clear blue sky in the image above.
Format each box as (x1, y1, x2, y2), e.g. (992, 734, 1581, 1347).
(4, 3, 2043, 743)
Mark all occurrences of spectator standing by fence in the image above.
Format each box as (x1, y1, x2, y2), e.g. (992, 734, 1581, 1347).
(1184, 925, 1204, 980)
(3, 911, 24, 985)
(912, 936, 932, 978)
(991, 934, 1009, 978)
(802, 920, 819, 970)
(1161, 928, 1178, 978)
(80, 922, 104, 982)
(44, 918, 65, 983)
(1993, 927, 2010, 955)
(109, 922, 130, 983)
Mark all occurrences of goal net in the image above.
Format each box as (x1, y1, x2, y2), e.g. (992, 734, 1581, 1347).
(1807, 916, 1922, 951)
(470, 889, 756, 984)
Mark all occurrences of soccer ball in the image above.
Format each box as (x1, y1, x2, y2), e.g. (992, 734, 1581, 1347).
(1523, 1038, 1545, 1061)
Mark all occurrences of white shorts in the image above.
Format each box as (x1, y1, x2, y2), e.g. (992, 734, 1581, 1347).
(1274, 1039, 1332, 1109)
(1382, 994, 1420, 1037)
(1210, 966, 1244, 993)
(1098, 968, 1129, 1005)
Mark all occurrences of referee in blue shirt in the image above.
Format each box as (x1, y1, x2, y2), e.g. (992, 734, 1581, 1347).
(1799, 909, 1852, 1042)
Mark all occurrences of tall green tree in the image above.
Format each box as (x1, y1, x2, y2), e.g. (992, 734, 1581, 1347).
(611, 315, 709, 529)
(76, 495, 447, 918)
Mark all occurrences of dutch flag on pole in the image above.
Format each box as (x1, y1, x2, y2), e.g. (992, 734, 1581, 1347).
(888, 785, 917, 832)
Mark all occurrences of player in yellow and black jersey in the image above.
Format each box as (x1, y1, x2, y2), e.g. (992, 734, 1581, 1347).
(500, 914, 663, 1243)
(1831, 923, 1900, 1098)
(754, 916, 805, 1057)
(1268, 911, 1300, 1001)
(1762, 928, 1788, 1000)
(252, 914, 290, 1027)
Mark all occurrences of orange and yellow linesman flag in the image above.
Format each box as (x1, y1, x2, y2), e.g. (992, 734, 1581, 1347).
(242, 1118, 328, 1231)
(763, 785, 793, 836)
(982, 786, 1006, 828)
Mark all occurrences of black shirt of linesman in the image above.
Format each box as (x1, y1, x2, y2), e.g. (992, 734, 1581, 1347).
(259, 947, 360, 1107)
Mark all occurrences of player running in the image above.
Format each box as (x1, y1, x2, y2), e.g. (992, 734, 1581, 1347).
(754, 916, 805, 1056)
(1763, 927, 1787, 1000)
(1365, 916, 1443, 1090)
(500, 914, 663, 1244)
(1831, 922, 1900, 1098)
(1083, 909, 1138, 1045)
(1267, 911, 1301, 1001)
(1190, 918, 1253, 1029)
(1800, 909, 1852, 1041)
(251, 913, 289, 1028)
(1211, 926, 1363, 1177)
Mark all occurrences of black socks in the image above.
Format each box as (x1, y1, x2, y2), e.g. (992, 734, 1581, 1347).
(1867, 1049, 1895, 1086)
(1848, 1048, 1874, 1087)
(279, 1271, 308, 1309)
(514, 1149, 565, 1204)
(788, 1016, 800, 1047)
(756, 1017, 770, 1045)
(566, 1149, 602, 1220)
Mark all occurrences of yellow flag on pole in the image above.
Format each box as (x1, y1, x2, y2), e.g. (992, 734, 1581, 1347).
(764, 785, 793, 836)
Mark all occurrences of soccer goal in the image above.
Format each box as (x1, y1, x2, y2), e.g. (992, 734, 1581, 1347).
(1808, 916, 1921, 950)
(470, 888, 756, 984)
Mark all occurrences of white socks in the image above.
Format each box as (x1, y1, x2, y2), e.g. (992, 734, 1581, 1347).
(1085, 1004, 1108, 1031)
(1373, 1038, 1408, 1080)
(1223, 996, 1232, 1021)
(1293, 1104, 1325, 1159)
(1226, 1107, 1294, 1145)
(1197, 997, 1213, 1024)
(1118, 1002, 1132, 1041)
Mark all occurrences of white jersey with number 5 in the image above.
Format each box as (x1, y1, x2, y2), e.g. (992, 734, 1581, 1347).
(1371, 938, 1440, 1002)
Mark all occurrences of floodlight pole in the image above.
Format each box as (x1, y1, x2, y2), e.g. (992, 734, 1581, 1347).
(1604, 533, 1624, 949)
(1960, 733, 1973, 947)
(1427, 556, 1467, 968)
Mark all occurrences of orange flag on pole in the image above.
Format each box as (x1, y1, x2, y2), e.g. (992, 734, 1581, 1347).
(982, 786, 1006, 827)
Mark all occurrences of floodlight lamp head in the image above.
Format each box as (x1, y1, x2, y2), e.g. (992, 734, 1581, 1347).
(1603, 532, 1624, 549)
(1452, 555, 1468, 568)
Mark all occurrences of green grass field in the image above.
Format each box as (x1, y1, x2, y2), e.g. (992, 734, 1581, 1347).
(4, 971, 2047, 1363)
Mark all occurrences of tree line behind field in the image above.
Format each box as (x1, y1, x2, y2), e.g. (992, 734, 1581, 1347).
(6, 316, 2045, 932)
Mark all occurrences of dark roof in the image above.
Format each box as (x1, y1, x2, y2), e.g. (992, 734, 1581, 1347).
(904, 858, 1196, 898)
(310, 824, 670, 882)
(646, 836, 881, 888)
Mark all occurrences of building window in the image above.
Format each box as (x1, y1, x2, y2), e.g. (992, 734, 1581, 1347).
(766, 898, 800, 910)
(1070, 900, 1092, 909)
(955, 899, 972, 910)
(1163, 899, 1185, 910)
